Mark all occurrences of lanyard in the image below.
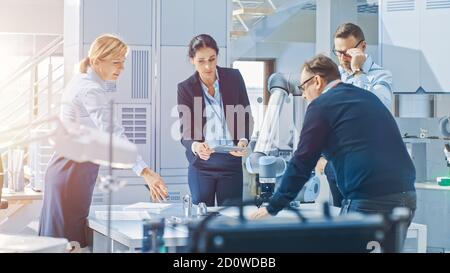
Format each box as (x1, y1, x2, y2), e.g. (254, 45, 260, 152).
(203, 88, 228, 144)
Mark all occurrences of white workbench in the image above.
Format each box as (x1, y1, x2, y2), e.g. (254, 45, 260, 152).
(87, 202, 424, 253)
(0, 187, 43, 233)
(0, 233, 68, 253)
(86, 203, 341, 253)
(416, 181, 450, 191)
(87, 203, 189, 253)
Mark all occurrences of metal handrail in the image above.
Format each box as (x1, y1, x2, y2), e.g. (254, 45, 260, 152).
(0, 59, 64, 118)
(0, 35, 65, 191)
(34, 74, 64, 96)
(0, 67, 64, 112)
(0, 76, 64, 118)
(0, 35, 63, 92)
(37, 63, 64, 85)
(2, 111, 29, 130)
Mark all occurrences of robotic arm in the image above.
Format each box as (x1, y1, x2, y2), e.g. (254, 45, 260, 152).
(245, 73, 293, 205)
(246, 72, 301, 169)
(251, 73, 300, 156)
(245, 73, 319, 206)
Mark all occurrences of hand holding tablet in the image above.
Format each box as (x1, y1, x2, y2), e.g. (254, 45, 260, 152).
(213, 145, 247, 154)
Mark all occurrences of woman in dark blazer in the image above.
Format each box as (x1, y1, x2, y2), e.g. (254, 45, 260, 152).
(177, 34, 254, 206)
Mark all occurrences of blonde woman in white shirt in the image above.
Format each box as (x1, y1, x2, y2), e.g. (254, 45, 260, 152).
(39, 34, 168, 247)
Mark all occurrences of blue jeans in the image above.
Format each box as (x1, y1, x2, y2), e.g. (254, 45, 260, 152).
(340, 191, 417, 253)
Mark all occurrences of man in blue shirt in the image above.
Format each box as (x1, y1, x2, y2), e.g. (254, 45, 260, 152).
(334, 22, 393, 110)
(251, 55, 416, 252)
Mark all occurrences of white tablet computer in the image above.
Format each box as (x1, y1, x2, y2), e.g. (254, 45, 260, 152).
(213, 145, 246, 153)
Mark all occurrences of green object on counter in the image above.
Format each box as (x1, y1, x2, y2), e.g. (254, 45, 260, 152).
(438, 177, 450, 186)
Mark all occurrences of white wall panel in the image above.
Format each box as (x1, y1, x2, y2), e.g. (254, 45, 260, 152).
(420, 0, 450, 92)
(118, 0, 152, 45)
(63, 44, 83, 84)
(194, 0, 228, 47)
(83, 0, 118, 44)
(381, 0, 450, 93)
(161, 0, 195, 46)
(64, 0, 82, 47)
(380, 0, 420, 93)
(159, 46, 194, 170)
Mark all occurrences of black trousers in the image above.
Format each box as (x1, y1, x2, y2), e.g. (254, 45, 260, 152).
(324, 162, 343, 207)
(188, 153, 243, 206)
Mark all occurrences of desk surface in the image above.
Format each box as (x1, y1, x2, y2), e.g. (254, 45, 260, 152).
(416, 182, 450, 191)
(87, 203, 340, 250)
(2, 187, 43, 201)
(88, 203, 189, 249)
(88, 203, 427, 253)
(0, 234, 68, 253)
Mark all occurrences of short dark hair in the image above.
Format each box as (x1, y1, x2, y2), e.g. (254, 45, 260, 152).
(302, 54, 340, 83)
(188, 34, 219, 58)
(334, 23, 365, 41)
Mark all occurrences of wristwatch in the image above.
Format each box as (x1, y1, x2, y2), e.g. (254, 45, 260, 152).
(352, 68, 364, 76)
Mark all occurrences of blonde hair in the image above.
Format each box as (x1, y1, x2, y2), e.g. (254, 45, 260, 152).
(79, 34, 129, 73)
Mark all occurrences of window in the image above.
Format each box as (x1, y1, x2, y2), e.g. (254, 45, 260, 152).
(233, 59, 275, 139)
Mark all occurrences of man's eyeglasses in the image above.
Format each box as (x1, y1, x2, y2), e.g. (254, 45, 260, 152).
(332, 39, 364, 57)
(297, 75, 316, 94)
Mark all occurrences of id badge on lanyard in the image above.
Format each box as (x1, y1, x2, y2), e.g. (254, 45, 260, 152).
(204, 92, 227, 145)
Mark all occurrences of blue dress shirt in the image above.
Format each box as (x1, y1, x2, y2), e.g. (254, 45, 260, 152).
(340, 55, 393, 110)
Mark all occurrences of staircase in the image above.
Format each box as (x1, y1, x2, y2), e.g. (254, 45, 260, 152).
(231, 0, 316, 39)
(231, 0, 379, 39)
(0, 35, 64, 191)
(231, 0, 278, 38)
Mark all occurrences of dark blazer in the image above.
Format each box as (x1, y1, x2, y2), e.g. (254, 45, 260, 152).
(267, 82, 416, 214)
(177, 66, 254, 163)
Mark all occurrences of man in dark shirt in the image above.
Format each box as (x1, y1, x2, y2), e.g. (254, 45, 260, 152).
(319, 22, 394, 207)
(251, 55, 416, 252)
